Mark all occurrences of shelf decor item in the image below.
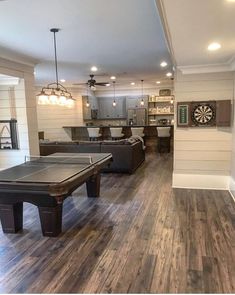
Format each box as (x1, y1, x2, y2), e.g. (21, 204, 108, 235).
(36, 29, 75, 107)
(159, 89, 171, 96)
(0, 119, 19, 149)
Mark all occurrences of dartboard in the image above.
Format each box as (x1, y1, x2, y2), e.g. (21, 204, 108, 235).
(192, 103, 215, 125)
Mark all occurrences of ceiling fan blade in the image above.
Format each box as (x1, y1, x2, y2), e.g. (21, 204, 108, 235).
(95, 82, 110, 86)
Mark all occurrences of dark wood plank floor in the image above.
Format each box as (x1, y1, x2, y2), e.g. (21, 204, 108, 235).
(0, 152, 234, 293)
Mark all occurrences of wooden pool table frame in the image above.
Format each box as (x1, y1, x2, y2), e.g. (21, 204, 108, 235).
(0, 154, 112, 237)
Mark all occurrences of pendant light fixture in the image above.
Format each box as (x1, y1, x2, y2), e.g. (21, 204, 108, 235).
(86, 84, 90, 107)
(37, 28, 75, 108)
(140, 79, 144, 106)
(112, 81, 117, 107)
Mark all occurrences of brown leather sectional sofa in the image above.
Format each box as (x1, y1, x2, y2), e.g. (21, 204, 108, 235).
(39, 139, 145, 174)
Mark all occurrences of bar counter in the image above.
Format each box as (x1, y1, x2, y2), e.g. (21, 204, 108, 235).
(63, 125, 173, 141)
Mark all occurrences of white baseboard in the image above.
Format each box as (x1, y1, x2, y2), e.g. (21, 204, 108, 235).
(173, 173, 229, 190)
(228, 177, 235, 202)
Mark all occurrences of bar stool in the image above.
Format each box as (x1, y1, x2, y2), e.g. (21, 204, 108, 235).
(110, 128, 124, 140)
(87, 128, 102, 141)
(131, 127, 145, 138)
(157, 127, 171, 153)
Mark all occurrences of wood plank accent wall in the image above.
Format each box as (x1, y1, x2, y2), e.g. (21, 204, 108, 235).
(36, 88, 84, 141)
(173, 71, 234, 189)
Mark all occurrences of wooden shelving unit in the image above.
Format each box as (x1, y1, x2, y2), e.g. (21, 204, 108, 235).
(148, 95, 174, 125)
(0, 119, 19, 150)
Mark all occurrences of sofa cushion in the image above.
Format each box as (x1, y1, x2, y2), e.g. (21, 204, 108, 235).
(79, 141, 102, 144)
(101, 139, 126, 145)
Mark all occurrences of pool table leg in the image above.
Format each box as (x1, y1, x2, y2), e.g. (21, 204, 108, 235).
(0, 203, 23, 233)
(38, 204, 62, 237)
(86, 173, 101, 198)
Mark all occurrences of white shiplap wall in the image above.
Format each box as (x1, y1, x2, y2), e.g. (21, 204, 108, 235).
(0, 80, 39, 169)
(36, 88, 83, 141)
(229, 73, 235, 197)
(173, 71, 234, 189)
(0, 57, 39, 170)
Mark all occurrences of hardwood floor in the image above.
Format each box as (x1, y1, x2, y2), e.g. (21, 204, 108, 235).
(0, 152, 234, 293)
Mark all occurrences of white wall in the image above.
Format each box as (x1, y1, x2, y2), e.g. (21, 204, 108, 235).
(173, 70, 234, 189)
(0, 58, 39, 170)
(229, 73, 235, 197)
(36, 88, 83, 141)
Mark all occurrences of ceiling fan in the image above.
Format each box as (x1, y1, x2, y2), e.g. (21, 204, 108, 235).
(73, 74, 110, 90)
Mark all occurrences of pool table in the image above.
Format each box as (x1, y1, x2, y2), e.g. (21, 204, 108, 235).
(0, 153, 112, 237)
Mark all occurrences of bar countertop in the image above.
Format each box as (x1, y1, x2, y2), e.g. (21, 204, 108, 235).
(63, 125, 174, 141)
(63, 124, 173, 128)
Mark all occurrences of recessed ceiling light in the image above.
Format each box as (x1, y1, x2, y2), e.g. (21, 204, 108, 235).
(156, 81, 161, 84)
(60, 79, 66, 83)
(166, 72, 172, 77)
(91, 66, 98, 72)
(130, 82, 135, 85)
(106, 83, 110, 87)
(160, 61, 167, 67)
(110, 76, 116, 80)
(208, 42, 221, 51)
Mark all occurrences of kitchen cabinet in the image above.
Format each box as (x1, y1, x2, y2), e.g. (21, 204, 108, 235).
(98, 97, 126, 119)
(82, 96, 98, 120)
(126, 95, 148, 109)
(90, 94, 98, 110)
(82, 96, 91, 120)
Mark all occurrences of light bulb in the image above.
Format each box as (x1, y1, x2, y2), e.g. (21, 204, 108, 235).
(66, 98, 74, 108)
(86, 101, 90, 107)
(208, 42, 221, 51)
(58, 95, 67, 105)
(160, 61, 167, 67)
(112, 100, 116, 107)
(91, 66, 98, 72)
(38, 94, 49, 105)
(140, 99, 144, 106)
(49, 91, 58, 104)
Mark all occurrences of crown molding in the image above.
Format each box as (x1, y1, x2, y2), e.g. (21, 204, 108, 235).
(178, 55, 235, 75)
(155, 0, 177, 67)
(0, 46, 38, 67)
(0, 75, 19, 85)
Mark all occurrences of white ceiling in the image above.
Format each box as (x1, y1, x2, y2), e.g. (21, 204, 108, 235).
(0, 0, 173, 88)
(162, 0, 235, 72)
